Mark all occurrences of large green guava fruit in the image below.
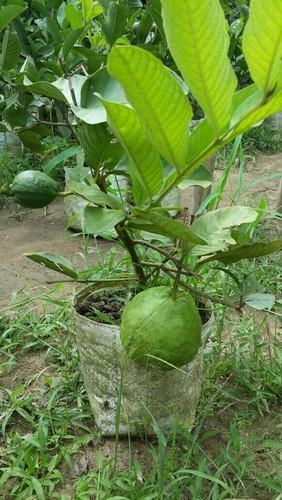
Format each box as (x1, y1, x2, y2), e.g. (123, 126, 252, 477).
(120, 286, 202, 369)
(10, 170, 59, 208)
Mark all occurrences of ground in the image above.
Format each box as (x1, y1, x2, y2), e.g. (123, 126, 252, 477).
(0, 153, 281, 498)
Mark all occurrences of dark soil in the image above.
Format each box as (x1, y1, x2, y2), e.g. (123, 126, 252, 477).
(77, 287, 210, 325)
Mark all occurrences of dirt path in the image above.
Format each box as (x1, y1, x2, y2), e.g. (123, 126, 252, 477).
(0, 153, 281, 308)
(0, 199, 113, 308)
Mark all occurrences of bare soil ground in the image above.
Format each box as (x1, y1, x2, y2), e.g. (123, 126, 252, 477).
(0, 199, 114, 308)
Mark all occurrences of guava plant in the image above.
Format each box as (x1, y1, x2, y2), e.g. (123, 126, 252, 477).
(6, 0, 282, 365)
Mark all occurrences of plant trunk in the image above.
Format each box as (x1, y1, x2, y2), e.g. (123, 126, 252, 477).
(115, 224, 147, 285)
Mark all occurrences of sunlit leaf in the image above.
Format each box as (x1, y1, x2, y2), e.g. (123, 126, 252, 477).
(162, 0, 237, 133)
(108, 45, 192, 170)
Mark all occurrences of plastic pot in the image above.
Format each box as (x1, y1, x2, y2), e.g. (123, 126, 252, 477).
(73, 284, 214, 436)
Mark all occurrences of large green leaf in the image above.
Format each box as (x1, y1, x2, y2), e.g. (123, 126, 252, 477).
(25, 253, 78, 279)
(131, 209, 207, 245)
(102, 100, 164, 199)
(243, 0, 282, 94)
(84, 207, 125, 236)
(200, 240, 282, 265)
(161, 0, 237, 133)
(190, 206, 258, 255)
(0, 5, 24, 33)
(108, 45, 192, 170)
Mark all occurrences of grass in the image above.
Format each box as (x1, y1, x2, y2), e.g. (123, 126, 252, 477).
(217, 121, 281, 168)
(0, 248, 281, 499)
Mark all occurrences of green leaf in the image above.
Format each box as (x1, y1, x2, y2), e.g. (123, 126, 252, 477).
(18, 130, 45, 153)
(68, 180, 122, 209)
(243, 0, 282, 95)
(190, 206, 258, 255)
(0, 30, 20, 71)
(0, 5, 24, 33)
(108, 45, 192, 170)
(23, 79, 68, 104)
(229, 89, 282, 137)
(31, 477, 45, 500)
(161, 0, 237, 133)
(102, 1, 128, 45)
(82, 0, 103, 22)
(200, 240, 282, 265)
(102, 99, 164, 199)
(84, 207, 125, 236)
(178, 165, 213, 189)
(25, 253, 78, 279)
(61, 28, 84, 60)
(131, 209, 207, 244)
(244, 293, 276, 311)
(73, 68, 127, 124)
(76, 122, 123, 169)
(65, 4, 83, 29)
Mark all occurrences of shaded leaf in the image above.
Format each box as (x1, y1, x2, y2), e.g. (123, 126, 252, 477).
(200, 240, 282, 265)
(131, 209, 207, 244)
(178, 165, 213, 189)
(0, 5, 24, 33)
(25, 253, 78, 279)
(84, 207, 125, 236)
(76, 122, 123, 169)
(102, 1, 128, 45)
(68, 180, 122, 209)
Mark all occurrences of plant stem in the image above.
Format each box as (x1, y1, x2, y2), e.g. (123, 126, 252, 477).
(115, 225, 147, 285)
(142, 261, 240, 310)
(141, 261, 198, 279)
(133, 239, 201, 280)
(171, 246, 185, 300)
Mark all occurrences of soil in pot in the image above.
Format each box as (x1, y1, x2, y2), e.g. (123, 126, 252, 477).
(76, 286, 210, 326)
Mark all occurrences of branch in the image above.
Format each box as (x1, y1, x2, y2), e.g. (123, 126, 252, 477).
(133, 239, 201, 280)
(142, 262, 240, 310)
(116, 225, 147, 285)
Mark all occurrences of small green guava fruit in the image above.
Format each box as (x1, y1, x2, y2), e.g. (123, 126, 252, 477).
(120, 286, 202, 369)
(10, 170, 59, 208)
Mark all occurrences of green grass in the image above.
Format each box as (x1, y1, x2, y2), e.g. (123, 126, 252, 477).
(0, 264, 281, 500)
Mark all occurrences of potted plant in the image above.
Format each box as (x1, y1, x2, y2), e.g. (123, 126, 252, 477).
(7, 0, 282, 435)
